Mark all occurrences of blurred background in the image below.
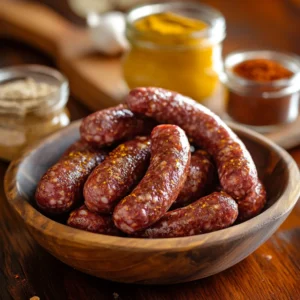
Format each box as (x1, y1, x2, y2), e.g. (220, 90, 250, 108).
(1, 0, 299, 119)
(1, 0, 299, 69)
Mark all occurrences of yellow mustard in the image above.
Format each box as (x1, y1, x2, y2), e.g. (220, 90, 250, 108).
(123, 4, 226, 103)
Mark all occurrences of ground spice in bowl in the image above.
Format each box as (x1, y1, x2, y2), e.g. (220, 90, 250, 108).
(223, 51, 300, 131)
(0, 65, 70, 161)
(233, 59, 293, 82)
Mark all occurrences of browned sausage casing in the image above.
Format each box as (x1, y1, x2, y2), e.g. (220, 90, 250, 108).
(35, 140, 107, 214)
(126, 87, 258, 199)
(126, 87, 266, 220)
(174, 149, 216, 208)
(67, 205, 121, 236)
(84, 136, 151, 214)
(113, 124, 191, 234)
(80, 104, 154, 147)
(136, 192, 238, 238)
(237, 180, 266, 221)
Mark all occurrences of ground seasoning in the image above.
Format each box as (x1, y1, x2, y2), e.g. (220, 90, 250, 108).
(233, 59, 293, 82)
(0, 77, 57, 100)
(225, 55, 298, 129)
(0, 67, 70, 161)
(134, 12, 207, 35)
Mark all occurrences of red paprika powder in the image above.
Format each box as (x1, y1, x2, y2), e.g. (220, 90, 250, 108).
(223, 51, 300, 131)
(233, 59, 293, 82)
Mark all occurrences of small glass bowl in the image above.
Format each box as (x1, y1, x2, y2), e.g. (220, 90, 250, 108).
(222, 50, 300, 132)
(0, 65, 70, 161)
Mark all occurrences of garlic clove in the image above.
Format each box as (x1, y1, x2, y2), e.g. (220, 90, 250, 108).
(87, 11, 128, 56)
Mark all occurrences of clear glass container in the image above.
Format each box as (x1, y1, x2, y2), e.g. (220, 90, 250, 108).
(122, 2, 226, 103)
(222, 50, 300, 132)
(0, 65, 70, 161)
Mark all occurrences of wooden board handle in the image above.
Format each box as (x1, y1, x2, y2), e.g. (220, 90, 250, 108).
(0, 0, 76, 58)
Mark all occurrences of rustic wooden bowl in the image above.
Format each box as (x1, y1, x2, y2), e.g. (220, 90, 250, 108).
(4, 120, 300, 284)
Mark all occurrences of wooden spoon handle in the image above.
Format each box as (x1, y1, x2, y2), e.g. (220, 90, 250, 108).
(0, 0, 76, 58)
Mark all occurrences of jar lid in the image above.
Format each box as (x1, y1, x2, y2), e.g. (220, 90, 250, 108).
(221, 50, 300, 98)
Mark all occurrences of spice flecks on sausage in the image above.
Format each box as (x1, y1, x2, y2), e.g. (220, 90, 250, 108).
(137, 192, 238, 238)
(67, 205, 121, 235)
(237, 180, 266, 221)
(113, 124, 191, 234)
(174, 149, 216, 207)
(84, 136, 151, 214)
(80, 104, 154, 147)
(35, 140, 107, 214)
(126, 87, 258, 200)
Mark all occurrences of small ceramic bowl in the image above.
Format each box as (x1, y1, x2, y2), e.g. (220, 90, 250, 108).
(4, 120, 300, 284)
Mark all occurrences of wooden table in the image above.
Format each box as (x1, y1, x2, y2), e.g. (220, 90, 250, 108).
(0, 0, 299, 299)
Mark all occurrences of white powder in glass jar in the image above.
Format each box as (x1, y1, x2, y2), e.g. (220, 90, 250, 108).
(0, 77, 58, 149)
(0, 77, 57, 100)
(0, 77, 59, 116)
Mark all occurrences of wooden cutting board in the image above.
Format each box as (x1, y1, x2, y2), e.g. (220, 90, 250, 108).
(0, 0, 299, 149)
(0, 0, 127, 109)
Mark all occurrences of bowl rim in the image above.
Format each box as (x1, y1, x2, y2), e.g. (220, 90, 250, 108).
(4, 120, 300, 251)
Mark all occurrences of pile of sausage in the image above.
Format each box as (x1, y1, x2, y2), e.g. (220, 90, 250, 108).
(35, 87, 267, 238)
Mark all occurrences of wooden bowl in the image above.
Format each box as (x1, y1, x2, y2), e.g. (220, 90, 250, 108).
(4, 120, 300, 284)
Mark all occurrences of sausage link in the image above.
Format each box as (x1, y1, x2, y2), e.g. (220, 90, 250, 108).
(174, 149, 216, 208)
(84, 136, 151, 214)
(126, 88, 261, 201)
(113, 125, 191, 234)
(67, 205, 121, 236)
(136, 192, 238, 238)
(35, 140, 107, 214)
(80, 104, 154, 147)
(62, 140, 95, 157)
(237, 180, 266, 221)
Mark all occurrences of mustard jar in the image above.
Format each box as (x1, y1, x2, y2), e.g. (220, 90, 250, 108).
(0, 65, 70, 161)
(122, 2, 226, 103)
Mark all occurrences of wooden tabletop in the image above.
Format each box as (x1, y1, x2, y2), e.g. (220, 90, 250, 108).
(1, 0, 300, 299)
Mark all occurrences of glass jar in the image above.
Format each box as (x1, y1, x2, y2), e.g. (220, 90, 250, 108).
(122, 2, 226, 103)
(222, 50, 300, 132)
(0, 65, 70, 161)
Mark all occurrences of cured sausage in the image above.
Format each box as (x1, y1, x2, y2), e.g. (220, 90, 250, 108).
(62, 139, 94, 157)
(84, 136, 151, 214)
(35, 141, 107, 214)
(126, 88, 261, 202)
(113, 124, 191, 234)
(136, 192, 238, 238)
(80, 104, 154, 147)
(237, 180, 266, 221)
(174, 149, 216, 208)
(67, 205, 121, 235)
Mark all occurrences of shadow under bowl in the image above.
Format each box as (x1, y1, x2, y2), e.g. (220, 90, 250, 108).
(4, 120, 300, 284)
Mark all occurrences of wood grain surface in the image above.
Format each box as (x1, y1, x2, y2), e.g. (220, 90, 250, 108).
(0, 0, 300, 299)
